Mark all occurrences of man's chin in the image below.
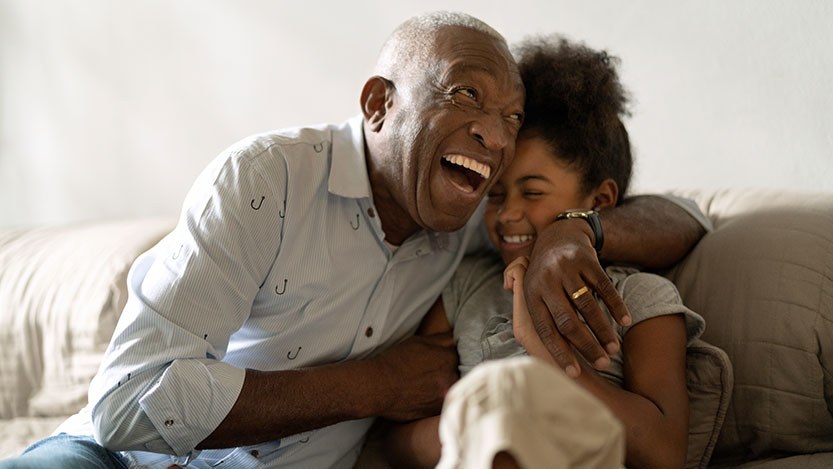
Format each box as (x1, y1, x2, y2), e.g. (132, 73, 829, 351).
(421, 218, 469, 233)
(417, 206, 475, 233)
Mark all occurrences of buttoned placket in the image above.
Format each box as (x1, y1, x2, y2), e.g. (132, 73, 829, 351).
(348, 198, 391, 356)
(353, 204, 441, 356)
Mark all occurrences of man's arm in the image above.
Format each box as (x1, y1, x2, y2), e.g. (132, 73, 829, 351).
(381, 298, 452, 468)
(598, 194, 708, 269)
(198, 333, 457, 449)
(522, 195, 707, 375)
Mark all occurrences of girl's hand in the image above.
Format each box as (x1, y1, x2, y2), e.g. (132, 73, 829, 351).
(504, 257, 536, 349)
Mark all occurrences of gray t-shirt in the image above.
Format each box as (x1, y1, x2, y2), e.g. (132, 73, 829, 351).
(442, 253, 706, 385)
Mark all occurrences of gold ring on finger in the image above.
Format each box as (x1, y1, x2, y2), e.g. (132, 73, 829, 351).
(570, 286, 590, 301)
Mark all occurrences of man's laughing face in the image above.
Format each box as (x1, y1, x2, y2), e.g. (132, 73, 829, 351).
(376, 27, 525, 234)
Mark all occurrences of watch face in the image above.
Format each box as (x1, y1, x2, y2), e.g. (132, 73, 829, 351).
(562, 209, 597, 218)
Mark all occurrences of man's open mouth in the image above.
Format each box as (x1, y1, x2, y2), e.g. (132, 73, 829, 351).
(441, 154, 491, 193)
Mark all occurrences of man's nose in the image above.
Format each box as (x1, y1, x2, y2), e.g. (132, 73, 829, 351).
(469, 114, 509, 152)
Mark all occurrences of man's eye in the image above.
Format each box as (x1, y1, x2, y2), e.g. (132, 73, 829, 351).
(454, 88, 477, 101)
(508, 112, 523, 122)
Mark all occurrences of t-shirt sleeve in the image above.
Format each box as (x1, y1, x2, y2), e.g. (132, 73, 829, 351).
(608, 266, 706, 344)
(442, 253, 516, 376)
(442, 254, 502, 327)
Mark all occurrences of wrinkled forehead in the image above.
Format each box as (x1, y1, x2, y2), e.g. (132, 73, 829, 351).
(432, 27, 524, 93)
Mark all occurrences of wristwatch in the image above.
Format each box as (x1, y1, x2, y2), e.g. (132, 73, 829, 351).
(555, 209, 604, 253)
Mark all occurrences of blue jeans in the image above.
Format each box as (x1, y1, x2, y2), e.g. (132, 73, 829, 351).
(0, 434, 127, 469)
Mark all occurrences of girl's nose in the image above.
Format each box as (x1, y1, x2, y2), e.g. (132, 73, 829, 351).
(497, 198, 523, 223)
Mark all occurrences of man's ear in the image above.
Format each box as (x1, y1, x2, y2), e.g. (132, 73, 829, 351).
(592, 178, 619, 210)
(360, 76, 394, 133)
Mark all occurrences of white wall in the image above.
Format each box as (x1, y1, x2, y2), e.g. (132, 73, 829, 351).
(1, 0, 831, 227)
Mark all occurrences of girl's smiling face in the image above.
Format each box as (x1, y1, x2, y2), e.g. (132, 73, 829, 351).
(484, 135, 596, 265)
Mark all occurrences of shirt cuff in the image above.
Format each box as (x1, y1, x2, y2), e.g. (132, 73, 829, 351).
(139, 358, 246, 457)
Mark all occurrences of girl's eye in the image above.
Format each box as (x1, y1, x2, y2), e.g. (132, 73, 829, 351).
(523, 191, 543, 198)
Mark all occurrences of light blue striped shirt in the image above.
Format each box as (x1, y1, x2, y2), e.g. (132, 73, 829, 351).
(57, 116, 487, 468)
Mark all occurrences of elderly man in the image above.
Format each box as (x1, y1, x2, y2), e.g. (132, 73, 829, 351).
(0, 12, 705, 469)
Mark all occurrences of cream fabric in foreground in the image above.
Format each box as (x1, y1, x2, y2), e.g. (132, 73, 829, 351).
(437, 356, 624, 469)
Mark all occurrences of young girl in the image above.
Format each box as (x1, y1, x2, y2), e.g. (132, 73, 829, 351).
(386, 35, 705, 468)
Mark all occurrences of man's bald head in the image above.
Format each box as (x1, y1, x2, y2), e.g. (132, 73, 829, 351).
(361, 11, 525, 242)
(374, 12, 509, 85)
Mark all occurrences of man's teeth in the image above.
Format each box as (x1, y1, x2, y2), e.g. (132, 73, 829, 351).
(443, 155, 491, 180)
(502, 234, 534, 244)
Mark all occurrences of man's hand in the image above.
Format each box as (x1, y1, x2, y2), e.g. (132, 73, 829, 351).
(524, 218, 631, 377)
(370, 332, 459, 421)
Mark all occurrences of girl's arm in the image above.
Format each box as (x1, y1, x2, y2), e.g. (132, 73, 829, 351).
(384, 298, 450, 468)
(506, 258, 689, 469)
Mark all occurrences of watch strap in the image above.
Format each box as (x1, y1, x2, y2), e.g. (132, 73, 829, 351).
(555, 209, 604, 253)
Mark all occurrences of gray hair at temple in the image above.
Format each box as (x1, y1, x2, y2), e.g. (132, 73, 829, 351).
(374, 11, 507, 82)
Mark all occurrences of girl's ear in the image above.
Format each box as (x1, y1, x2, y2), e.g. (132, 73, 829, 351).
(360, 76, 395, 133)
(592, 178, 619, 210)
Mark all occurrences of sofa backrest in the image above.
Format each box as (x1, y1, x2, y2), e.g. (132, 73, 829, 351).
(0, 219, 174, 419)
(665, 188, 833, 463)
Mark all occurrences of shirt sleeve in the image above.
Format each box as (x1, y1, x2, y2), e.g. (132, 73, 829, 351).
(442, 254, 516, 376)
(608, 267, 706, 344)
(653, 193, 714, 233)
(89, 142, 287, 457)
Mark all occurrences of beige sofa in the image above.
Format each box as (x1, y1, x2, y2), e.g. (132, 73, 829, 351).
(1, 188, 831, 467)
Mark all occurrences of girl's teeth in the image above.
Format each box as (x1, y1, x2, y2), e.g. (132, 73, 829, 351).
(503, 234, 533, 243)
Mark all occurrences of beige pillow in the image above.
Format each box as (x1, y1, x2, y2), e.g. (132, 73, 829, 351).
(686, 339, 733, 469)
(667, 189, 833, 462)
(0, 219, 173, 418)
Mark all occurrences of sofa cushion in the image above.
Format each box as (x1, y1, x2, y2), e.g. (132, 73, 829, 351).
(666, 189, 833, 462)
(0, 219, 174, 419)
(685, 339, 733, 469)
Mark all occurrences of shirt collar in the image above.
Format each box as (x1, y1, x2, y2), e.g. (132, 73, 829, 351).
(328, 115, 371, 199)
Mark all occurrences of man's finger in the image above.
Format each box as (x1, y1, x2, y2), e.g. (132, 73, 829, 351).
(565, 279, 617, 365)
(586, 268, 632, 327)
(527, 295, 580, 377)
(544, 291, 608, 373)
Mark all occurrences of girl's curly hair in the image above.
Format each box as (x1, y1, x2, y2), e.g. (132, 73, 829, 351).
(514, 35, 633, 202)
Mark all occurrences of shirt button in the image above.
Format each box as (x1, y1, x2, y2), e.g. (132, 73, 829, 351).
(250, 450, 260, 458)
(165, 419, 174, 427)
(367, 207, 376, 218)
(365, 326, 373, 337)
